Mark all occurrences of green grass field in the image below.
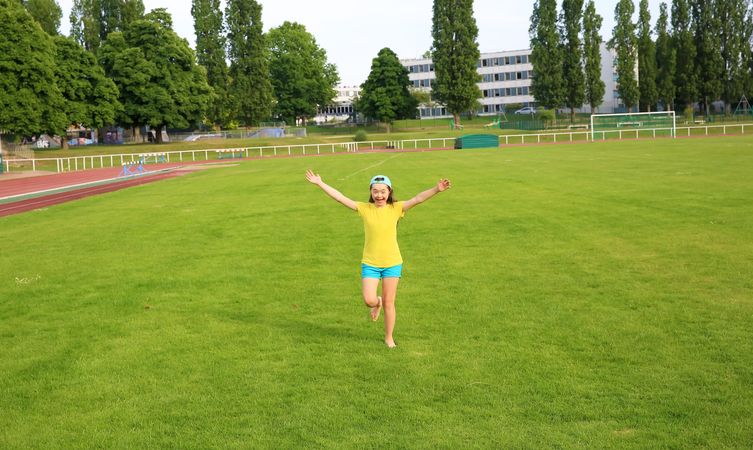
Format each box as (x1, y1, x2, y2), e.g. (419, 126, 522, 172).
(2, 136, 753, 448)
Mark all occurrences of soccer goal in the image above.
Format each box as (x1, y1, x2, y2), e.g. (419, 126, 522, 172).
(590, 111, 676, 140)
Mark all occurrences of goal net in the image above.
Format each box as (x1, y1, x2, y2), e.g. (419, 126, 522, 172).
(591, 111, 676, 140)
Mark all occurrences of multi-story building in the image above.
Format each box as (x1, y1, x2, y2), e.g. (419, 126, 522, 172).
(316, 44, 624, 123)
(402, 49, 535, 118)
(315, 85, 361, 124)
(402, 44, 623, 118)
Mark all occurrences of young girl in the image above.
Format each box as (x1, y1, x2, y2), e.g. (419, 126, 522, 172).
(306, 169, 452, 348)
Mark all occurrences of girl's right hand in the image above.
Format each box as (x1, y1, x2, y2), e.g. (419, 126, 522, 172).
(306, 169, 322, 185)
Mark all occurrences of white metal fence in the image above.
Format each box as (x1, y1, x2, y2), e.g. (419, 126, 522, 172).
(2, 123, 751, 174)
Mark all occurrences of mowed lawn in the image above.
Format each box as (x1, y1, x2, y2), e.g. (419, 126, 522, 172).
(1, 136, 752, 448)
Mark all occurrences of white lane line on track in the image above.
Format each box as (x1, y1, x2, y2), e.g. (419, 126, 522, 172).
(338, 154, 401, 181)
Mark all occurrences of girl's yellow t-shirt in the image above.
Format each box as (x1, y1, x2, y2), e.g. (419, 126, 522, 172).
(355, 201, 405, 267)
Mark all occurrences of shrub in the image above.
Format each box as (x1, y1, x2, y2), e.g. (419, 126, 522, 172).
(354, 129, 368, 142)
(537, 109, 556, 122)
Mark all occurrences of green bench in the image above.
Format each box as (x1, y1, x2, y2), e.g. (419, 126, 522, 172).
(454, 134, 499, 149)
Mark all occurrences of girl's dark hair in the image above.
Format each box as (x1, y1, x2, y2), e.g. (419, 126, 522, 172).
(368, 186, 395, 204)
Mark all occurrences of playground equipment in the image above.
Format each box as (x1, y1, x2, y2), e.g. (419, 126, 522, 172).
(734, 95, 752, 117)
(483, 112, 509, 129)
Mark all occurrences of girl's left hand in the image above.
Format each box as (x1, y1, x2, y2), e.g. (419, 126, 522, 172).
(437, 178, 452, 192)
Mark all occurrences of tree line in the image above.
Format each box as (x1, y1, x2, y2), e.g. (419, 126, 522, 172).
(0, 0, 340, 145)
(531, 0, 753, 120)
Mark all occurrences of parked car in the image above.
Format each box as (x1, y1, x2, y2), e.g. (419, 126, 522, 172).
(514, 106, 538, 115)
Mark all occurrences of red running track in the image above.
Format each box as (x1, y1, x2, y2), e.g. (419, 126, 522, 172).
(0, 163, 192, 199)
(0, 170, 186, 218)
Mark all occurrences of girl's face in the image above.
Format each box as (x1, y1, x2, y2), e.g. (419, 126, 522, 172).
(370, 184, 390, 206)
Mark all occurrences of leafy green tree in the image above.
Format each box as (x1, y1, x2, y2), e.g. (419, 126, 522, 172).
(52, 36, 121, 148)
(431, 0, 481, 127)
(671, 0, 696, 110)
(97, 32, 151, 134)
(226, 0, 273, 126)
(98, 9, 211, 142)
(692, 1, 724, 116)
(637, 0, 658, 111)
(358, 47, 418, 133)
(609, 0, 639, 111)
(192, 0, 230, 128)
(561, 0, 585, 122)
(530, 0, 564, 111)
(267, 21, 339, 126)
(0, 0, 66, 137)
(655, 2, 676, 110)
(583, 0, 605, 113)
(24, 0, 62, 35)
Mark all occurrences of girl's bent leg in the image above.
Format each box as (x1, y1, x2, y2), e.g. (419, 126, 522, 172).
(381, 277, 400, 348)
(362, 277, 382, 321)
(361, 277, 380, 307)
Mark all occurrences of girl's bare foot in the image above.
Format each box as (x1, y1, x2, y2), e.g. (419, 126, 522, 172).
(385, 339, 397, 348)
(370, 296, 382, 321)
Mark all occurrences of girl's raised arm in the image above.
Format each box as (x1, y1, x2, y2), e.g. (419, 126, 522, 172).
(403, 178, 452, 211)
(306, 170, 358, 211)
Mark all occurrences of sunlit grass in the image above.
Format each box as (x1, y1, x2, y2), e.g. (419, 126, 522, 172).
(2, 136, 752, 448)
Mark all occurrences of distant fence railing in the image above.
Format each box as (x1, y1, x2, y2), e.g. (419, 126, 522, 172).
(2, 123, 750, 174)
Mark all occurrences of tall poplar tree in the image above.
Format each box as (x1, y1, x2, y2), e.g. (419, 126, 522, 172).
(24, 0, 62, 35)
(192, 0, 229, 128)
(583, 0, 605, 113)
(671, 0, 696, 110)
(743, 4, 753, 99)
(226, 0, 273, 126)
(719, 0, 747, 112)
(637, 0, 658, 111)
(655, 2, 676, 111)
(692, 0, 724, 116)
(609, 0, 639, 111)
(530, 0, 564, 111)
(560, 0, 585, 122)
(70, 0, 144, 51)
(431, 0, 481, 127)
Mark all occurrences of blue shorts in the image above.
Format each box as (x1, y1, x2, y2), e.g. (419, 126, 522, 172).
(361, 263, 403, 279)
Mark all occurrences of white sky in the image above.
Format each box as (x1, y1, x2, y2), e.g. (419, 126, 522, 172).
(56, 0, 663, 85)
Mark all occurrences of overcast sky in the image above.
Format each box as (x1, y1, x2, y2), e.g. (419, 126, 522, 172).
(56, 0, 663, 85)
